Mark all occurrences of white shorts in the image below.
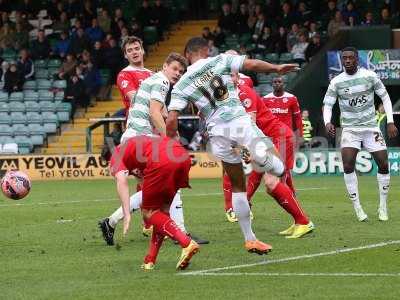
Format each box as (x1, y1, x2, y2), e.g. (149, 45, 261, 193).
(208, 115, 274, 164)
(120, 128, 157, 144)
(341, 128, 387, 152)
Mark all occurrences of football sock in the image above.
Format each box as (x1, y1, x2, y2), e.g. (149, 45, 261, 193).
(343, 172, 361, 208)
(222, 173, 233, 211)
(169, 190, 186, 233)
(147, 211, 191, 248)
(377, 173, 390, 210)
(232, 192, 256, 241)
(108, 191, 143, 228)
(246, 171, 263, 200)
(270, 182, 309, 225)
(285, 170, 296, 194)
(144, 231, 165, 264)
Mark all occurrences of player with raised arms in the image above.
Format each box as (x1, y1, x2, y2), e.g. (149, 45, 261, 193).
(323, 47, 398, 221)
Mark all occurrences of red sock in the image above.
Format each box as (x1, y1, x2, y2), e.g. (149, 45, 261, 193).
(144, 231, 165, 264)
(147, 211, 190, 248)
(222, 173, 233, 211)
(285, 170, 296, 194)
(269, 182, 309, 225)
(247, 171, 263, 200)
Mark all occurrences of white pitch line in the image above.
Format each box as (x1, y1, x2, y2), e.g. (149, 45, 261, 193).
(0, 187, 328, 207)
(191, 272, 400, 277)
(180, 240, 400, 276)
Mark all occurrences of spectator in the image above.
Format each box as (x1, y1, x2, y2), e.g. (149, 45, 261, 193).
(53, 11, 70, 34)
(341, 1, 359, 25)
(85, 18, 104, 44)
(82, 62, 101, 101)
(301, 109, 313, 146)
(202, 27, 214, 41)
(208, 39, 219, 57)
(328, 11, 345, 37)
(98, 8, 111, 33)
(296, 1, 313, 26)
(81, 0, 96, 27)
(14, 10, 32, 32)
(52, 1, 66, 22)
(213, 26, 225, 47)
(130, 21, 144, 41)
(256, 26, 275, 53)
(218, 2, 236, 33)
(291, 33, 309, 64)
(48, 0, 60, 20)
(252, 12, 267, 42)
(380, 8, 397, 28)
(17, 0, 39, 19)
(275, 26, 288, 54)
(235, 3, 250, 35)
(17, 49, 34, 80)
(0, 61, 9, 89)
(305, 33, 323, 62)
(286, 23, 300, 52)
(53, 31, 70, 59)
(152, 0, 168, 38)
(308, 22, 319, 39)
(3, 61, 24, 94)
(70, 19, 83, 37)
(112, 18, 126, 41)
(64, 70, 89, 116)
(322, 0, 338, 29)
(91, 41, 105, 68)
(56, 53, 77, 80)
(0, 22, 15, 50)
(69, 27, 91, 57)
(361, 11, 376, 26)
(103, 38, 123, 83)
(136, 0, 152, 27)
(65, 0, 82, 19)
(278, 2, 296, 28)
(30, 30, 52, 59)
(14, 23, 29, 51)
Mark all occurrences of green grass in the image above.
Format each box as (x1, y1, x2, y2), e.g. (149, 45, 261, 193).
(1, 176, 399, 300)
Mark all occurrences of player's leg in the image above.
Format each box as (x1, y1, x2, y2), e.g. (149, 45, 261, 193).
(222, 169, 238, 222)
(366, 130, 390, 221)
(342, 146, 367, 221)
(246, 170, 264, 200)
(283, 134, 296, 194)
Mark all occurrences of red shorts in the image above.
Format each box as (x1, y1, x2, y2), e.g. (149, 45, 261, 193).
(262, 124, 294, 170)
(141, 153, 191, 210)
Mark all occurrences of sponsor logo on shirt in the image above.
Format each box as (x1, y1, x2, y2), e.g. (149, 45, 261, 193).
(270, 108, 289, 114)
(121, 80, 128, 88)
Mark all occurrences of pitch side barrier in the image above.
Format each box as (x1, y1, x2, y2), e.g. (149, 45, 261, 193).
(0, 148, 399, 181)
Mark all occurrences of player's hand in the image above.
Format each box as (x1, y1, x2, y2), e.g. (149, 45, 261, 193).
(387, 123, 398, 139)
(276, 64, 300, 74)
(325, 123, 336, 137)
(122, 214, 131, 236)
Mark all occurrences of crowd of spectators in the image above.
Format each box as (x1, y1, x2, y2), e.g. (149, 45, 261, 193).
(207, 0, 399, 63)
(0, 0, 175, 114)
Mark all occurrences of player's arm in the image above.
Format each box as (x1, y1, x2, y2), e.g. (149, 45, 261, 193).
(114, 171, 131, 235)
(117, 73, 139, 111)
(166, 88, 188, 138)
(150, 99, 166, 135)
(373, 74, 398, 138)
(291, 97, 304, 137)
(323, 81, 337, 137)
(242, 58, 298, 74)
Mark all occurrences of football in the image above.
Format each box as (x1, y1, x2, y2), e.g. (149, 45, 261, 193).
(1, 171, 31, 200)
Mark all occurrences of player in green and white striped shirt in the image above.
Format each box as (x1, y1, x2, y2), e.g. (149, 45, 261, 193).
(323, 47, 398, 222)
(166, 37, 299, 254)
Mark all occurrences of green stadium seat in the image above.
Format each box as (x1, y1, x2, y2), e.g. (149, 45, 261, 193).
(36, 68, 49, 79)
(280, 52, 294, 63)
(47, 59, 61, 68)
(48, 67, 59, 78)
(239, 33, 252, 45)
(256, 84, 273, 95)
(10, 102, 26, 112)
(42, 112, 58, 133)
(25, 101, 40, 112)
(254, 53, 264, 60)
(38, 90, 54, 101)
(28, 123, 46, 146)
(26, 112, 42, 123)
(0, 124, 12, 135)
(0, 91, 8, 102)
(99, 69, 111, 84)
(0, 135, 14, 144)
(56, 102, 71, 122)
(143, 26, 158, 45)
(23, 91, 39, 101)
(8, 92, 24, 102)
(34, 59, 47, 68)
(40, 101, 56, 112)
(2, 48, 16, 60)
(0, 112, 10, 124)
(257, 73, 273, 84)
(12, 124, 29, 135)
(10, 112, 27, 125)
(54, 91, 64, 101)
(264, 53, 279, 63)
(52, 80, 67, 89)
(0, 102, 9, 112)
(23, 80, 37, 90)
(14, 135, 33, 154)
(37, 79, 52, 90)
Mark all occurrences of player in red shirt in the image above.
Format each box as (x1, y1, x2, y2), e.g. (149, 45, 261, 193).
(262, 76, 303, 192)
(116, 36, 153, 117)
(110, 135, 199, 270)
(222, 73, 313, 239)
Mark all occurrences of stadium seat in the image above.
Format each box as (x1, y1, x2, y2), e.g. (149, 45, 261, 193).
(0, 124, 12, 136)
(12, 124, 29, 136)
(264, 53, 280, 63)
(23, 90, 39, 101)
(239, 33, 252, 45)
(48, 67, 59, 78)
(42, 112, 58, 133)
(38, 90, 54, 101)
(40, 101, 56, 112)
(23, 80, 37, 90)
(14, 135, 33, 154)
(280, 52, 294, 63)
(52, 80, 67, 89)
(0, 102, 9, 112)
(26, 111, 43, 123)
(36, 68, 49, 79)
(37, 79, 52, 90)
(10, 102, 26, 113)
(2, 48, 16, 60)
(56, 102, 71, 122)
(256, 84, 273, 95)
(143, 26, 158, 45)
(25, 101, 40, 112)
(0, 91, 8, 102)
(257, 73, 273, 84)
(0, 112, 10, 124)
(54, 91, 64, 101)
(8, 92, 24, 102)
(34, 59, 47, 68)
(11, 112, 27, 125)
(28, 123, 46, 146)
(47, 59, 61, 68)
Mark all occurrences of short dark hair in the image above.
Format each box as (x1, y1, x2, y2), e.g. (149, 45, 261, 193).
(184, 37, 208, 56)
(165, 52, 188, 69)
(342, 46, 358, 56)
(121, 35, 143, 53)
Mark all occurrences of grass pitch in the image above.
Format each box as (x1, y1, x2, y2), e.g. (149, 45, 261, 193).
(1, 176, 399, 299)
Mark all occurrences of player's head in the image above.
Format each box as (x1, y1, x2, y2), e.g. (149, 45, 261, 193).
(341, 47, 358, 74)
(302, 110, 309, 119)
(272, 76, 284, 93)
(163, 52, 188, 84)
(121, 36, 145, 67)
(184, 37, 209, 64)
